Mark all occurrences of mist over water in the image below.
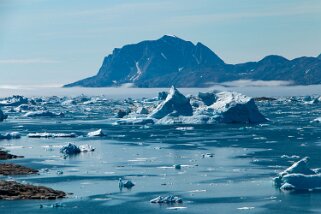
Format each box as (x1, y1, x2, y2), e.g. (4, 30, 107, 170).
(1, 84, 321, 98)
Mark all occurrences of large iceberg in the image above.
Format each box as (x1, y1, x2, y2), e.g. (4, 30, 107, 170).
(147, 87, 267, 124)
(273, 157, 321, 191)
(150, 86, 193, 119)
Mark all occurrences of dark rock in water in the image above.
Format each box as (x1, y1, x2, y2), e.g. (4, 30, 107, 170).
(0, 109, 7, 122)
(0, 150, 23, 160)
(65, 35, 321, 88)
(0, 181, 66, 200)
(150, 86, 193, 119)
(116, 108, 131, 118)
(254, 97, 277, 102)
(0, 163, 38, 176)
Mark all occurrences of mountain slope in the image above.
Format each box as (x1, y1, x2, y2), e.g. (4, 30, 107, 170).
(65, 36, 321, 87)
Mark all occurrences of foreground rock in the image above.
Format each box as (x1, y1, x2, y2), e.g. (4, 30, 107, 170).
(273, 157, 321, 191)
(0, 150, 23, 160)
(0, 163, 38, 176)
(0, 181, 66, 200)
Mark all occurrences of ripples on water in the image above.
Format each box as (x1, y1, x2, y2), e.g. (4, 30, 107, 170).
(1, 89, 321, 213)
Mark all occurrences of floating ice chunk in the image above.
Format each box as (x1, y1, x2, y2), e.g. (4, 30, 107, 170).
(150, 86, 193, 119)
(61, 99, 76, 105)
(312, 117, 321, 123)
(118, 178, 135, 190)
(206, 91, 267, 123)
(79, 144, 95, 152)
(24, 110, 64, 118)
(150, 195, 183, 204)
(27, 132, 77, 138)
(60, 143, 81, 155)
(87, 129, 105, 137)
(279, 157, 315, 177)
(0, 132, 21, 140)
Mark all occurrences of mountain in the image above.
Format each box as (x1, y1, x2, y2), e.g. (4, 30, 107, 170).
(65, 35, 321, 87)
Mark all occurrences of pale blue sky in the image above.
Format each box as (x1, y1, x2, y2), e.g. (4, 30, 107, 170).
(0, 0, 321, 85)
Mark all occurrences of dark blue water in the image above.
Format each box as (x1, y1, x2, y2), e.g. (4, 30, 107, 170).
(1, 96, 321, 213)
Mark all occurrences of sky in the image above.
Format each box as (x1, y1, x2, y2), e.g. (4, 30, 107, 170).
(0, 0, 321, 86)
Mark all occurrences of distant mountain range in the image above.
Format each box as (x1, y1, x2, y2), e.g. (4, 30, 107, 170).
(65, 35, 321, 88)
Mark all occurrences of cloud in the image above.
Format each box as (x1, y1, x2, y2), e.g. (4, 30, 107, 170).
(0, 59, 60, 64)
(218, 80, 293, 87)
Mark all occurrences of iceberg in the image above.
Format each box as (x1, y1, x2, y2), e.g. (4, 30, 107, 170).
(273, 157, 321, 191)
(60, 143, 95, 155)
(87, 129, 105, 137)
(60, 143, 81, 155)
(150, 86, 193, 119)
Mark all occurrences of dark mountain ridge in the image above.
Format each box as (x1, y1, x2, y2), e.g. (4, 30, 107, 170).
(65, 35, 321, 87)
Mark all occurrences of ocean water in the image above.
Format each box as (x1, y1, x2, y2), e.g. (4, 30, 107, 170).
(0, 87, 321, 213)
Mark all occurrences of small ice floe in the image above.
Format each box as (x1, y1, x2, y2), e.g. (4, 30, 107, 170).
(273, 157, 321, 191)
(79, 144, 95, 152)
(176, 127, 194, 131)
(0, 132, 21, 140)
(60, 143, 81, 155)
(24, 110, 64, 118)
(202, 153, 214, 158)
(118, 178, 135, 190)
(166, 207, 187, 210)
(237, 207, 255, 210)
(150, 195, 183, 204)
(87, 129, 105, 137)
(311, 117, 321, 123)
(27, 132, 77, 138)
(281, 155, 300, 159)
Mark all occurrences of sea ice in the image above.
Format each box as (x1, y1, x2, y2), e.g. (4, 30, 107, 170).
(150, 195, 183, 204)
(0, 132, 21, 140)
(27, 132, 77, 138)
(24, 110, 64, 118)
